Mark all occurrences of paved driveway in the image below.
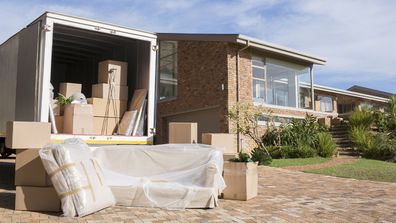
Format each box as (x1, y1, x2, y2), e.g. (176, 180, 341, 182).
(1, 158, 396, 223)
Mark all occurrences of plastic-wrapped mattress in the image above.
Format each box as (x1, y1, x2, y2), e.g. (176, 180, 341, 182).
(39, 139, 115, 217)
(92, 144, 225, 209)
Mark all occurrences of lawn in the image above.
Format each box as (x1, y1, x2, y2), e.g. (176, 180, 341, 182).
(306, 159, 396, 183)
(270, 157, 330, 168)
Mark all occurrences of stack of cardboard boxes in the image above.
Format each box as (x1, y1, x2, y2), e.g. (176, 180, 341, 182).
(88, 60, 128, 135)
(6, 121, 61, 212)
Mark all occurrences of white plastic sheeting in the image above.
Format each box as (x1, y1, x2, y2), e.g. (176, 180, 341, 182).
(92, 144, 226, 209)
(39, 138, 115, 217)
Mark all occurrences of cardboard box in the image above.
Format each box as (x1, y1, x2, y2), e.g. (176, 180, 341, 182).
(87, 98, 127, 117)
(15, 149, 51, 186)
(98, 60, 128, 86)
(15, 186, 61, 212)
(63, 104, 93, 134)
(202, 133, 237, 154)
(6, 122, 51, 149)
(54, 115, 64, 133)
(223, 162, 258, 201)
(59, 82, 82, 98)
(168, 122, 198, 144)
(92, 83, 128, 100)
(93, 116, 120, 135)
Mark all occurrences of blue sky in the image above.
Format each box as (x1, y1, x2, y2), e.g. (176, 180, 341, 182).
(1, 0, 395, 93)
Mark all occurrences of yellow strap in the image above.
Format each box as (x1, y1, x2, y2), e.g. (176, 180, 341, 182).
(48, 163, 76, 177)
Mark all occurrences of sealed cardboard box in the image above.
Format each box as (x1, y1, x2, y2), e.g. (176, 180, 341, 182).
(55, 116, 64, 133)
(223, 162, 258, 201)
(6, 122, 51, 149)
(93, 116, 120, 135)
(202, 133, 237, 154)
(92, 83, 128, 100)
(63, 104, 93, 134)
(87, 98, 127, 117)
(168, 122, 198, 144)
(59, 82, 82, 98)
(98, 60, 128, 86)
(15, 186, 61, 212)
(15, 149, 51, 186)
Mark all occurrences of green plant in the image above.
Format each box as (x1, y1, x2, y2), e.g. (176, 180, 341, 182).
(229, 151, 252, 162)
(55, 93, 72, 106)
(227, 103, 271, 157)
(287, 143, 316, 158)
(316, 132, 337, 157)
(350, 126, 374, 151)
(349, 108, 374, 130)
(251, 147, 272, 165)
(362, 133, 396, 161)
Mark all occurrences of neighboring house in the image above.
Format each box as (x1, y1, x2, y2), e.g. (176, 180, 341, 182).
(155, 33, 389, 149)
(348, 85, 394, 99)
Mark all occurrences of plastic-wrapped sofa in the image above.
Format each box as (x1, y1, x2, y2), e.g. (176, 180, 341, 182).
(92, 144, 226, 209)
(40, 139, 226, 216)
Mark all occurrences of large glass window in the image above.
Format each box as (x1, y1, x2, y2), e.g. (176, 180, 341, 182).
(318, 96, 333, 112)
(159, 41, 177, 100)
(252, 56, 265, 102)
(252, 56, 312, 109)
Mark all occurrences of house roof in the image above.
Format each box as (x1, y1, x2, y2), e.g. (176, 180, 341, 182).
(157, 33, 326, 65)
(314, 84, 389, 103)
(347, 85, 394, 99)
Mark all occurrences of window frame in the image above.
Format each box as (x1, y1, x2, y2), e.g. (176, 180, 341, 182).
(251, 56, 266, 103)
(158, 41, 178, 101)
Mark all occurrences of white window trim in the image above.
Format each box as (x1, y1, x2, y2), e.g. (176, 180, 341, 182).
(253, 101, 338, 117)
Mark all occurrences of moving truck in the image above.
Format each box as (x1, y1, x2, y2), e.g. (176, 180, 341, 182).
(0, 12, 158, 156)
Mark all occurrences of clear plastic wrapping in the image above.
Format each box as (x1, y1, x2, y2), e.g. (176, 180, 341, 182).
(39, 138, 115, 217)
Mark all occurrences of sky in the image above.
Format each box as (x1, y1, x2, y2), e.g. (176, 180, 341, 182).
(0, 0, 395, 93)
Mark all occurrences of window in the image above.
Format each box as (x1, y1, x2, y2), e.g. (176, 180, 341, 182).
(318, 96, 333, 112)
(252, 56, 312, 109)
(252, 56, 265, 103)
(159, 41, 177, 100)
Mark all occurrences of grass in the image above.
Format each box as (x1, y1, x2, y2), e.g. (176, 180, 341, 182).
(270, 157, 331, 168)
(306, 159, 396, 183)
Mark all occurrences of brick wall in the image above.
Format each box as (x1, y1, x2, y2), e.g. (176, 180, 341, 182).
(156, 41, 229, 143)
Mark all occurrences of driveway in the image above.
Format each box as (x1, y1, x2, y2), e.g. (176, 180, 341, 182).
(1, 158, 396, 222)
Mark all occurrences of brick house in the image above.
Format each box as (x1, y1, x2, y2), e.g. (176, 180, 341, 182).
(155, 34, 389, 150)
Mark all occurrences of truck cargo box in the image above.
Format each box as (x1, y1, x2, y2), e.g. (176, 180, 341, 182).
(0, 12, 157, 145)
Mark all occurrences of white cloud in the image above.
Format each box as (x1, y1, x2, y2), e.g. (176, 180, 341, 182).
(0, 0, 394, 92)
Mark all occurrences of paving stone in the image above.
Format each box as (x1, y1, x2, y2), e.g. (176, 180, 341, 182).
(1, 159, 396, 222)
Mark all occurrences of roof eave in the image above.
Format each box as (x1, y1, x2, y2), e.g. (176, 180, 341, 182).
(237, 35, 326, 65)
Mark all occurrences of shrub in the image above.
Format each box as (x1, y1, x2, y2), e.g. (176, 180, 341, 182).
(286, 144, 317, 158)
(316, 132, 337, 157)
(229, 151, 252, 162)
(251, 147, 272, 165)
(350, 126, 374, 151)
(361, 133, 396, 161)
(349, 108, 373, 129)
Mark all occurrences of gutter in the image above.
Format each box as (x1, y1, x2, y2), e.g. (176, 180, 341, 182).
(236, 40, 250, 152)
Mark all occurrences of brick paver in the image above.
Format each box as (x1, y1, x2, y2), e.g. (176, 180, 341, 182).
(1, 158, 396, 222)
